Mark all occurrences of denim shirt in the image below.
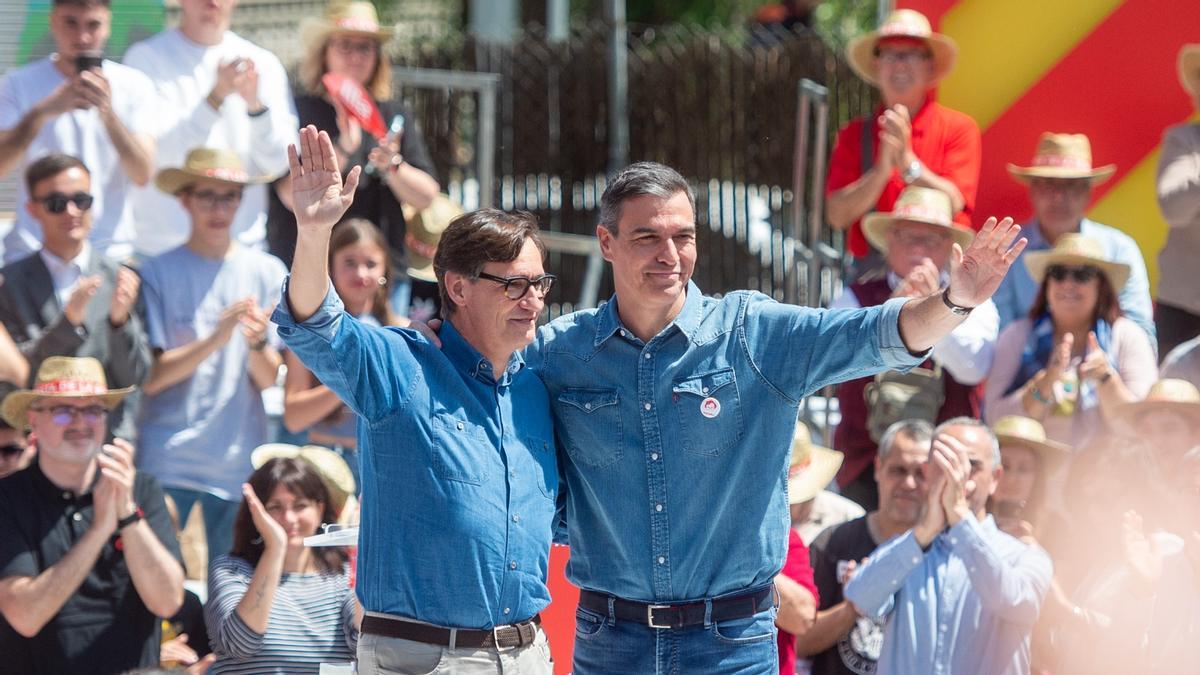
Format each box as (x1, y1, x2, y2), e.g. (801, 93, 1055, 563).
(844, 516, 1053, 675)
(272, 281, 558, 629)
(527, 282, 923, 602)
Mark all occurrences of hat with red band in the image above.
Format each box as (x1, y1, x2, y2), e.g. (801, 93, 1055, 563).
(1, 356, 134, 429)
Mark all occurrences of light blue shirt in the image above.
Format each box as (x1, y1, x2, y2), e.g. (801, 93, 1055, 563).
(527, 282, 923, 602)
(272, 282, 559, 629)
(844, 516, 1053, 675)
(993, 218, 1155, 341)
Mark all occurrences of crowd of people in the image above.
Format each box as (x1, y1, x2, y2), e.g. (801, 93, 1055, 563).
(0, 1, 1198, 674)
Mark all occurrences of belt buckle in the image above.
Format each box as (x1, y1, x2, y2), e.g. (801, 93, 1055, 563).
(647, 604, 672, 629)
(493, 624, 516, 647)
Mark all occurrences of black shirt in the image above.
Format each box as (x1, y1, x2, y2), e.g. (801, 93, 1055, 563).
(808, 516, 885, 675)
(0, 461, 182, 675)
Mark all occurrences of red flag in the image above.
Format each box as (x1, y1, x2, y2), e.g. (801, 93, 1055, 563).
(322, 72, 387, 139)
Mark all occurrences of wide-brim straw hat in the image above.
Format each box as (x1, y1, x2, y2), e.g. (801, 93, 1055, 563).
(1110, 379, 1200, 438)
(301, 1, 394, 51)
(155, 148, 271, 195)
(788, 422, 844, 505)
(1, 356, 134, 429)
(846, 9, 957, 87)
(993, 415, 1071, 472)
(1179, 44, 1200, 97)
(1007, 132, 1116, 185)
(402, 195, 462, 283)
(251, 443, 357, 516)
(862, 186, 975, 254)
(1023, 232, 1130, 291)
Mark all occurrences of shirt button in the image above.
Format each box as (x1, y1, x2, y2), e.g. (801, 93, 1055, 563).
(619, 329, 626, 337)
(62, 491, 71, 500)
(504, 608, 511, 615)
(657, 556, 666, 564)
(456, 422, 464, 430)
(939, 624, 947, 632)
(655, 503, 663, 512)
(584, 403, 592, 411)
(512, 514, 520, 523)
(72, 512, 82, 522)
(644, 353, 651, 360)
(510, 561, 518, 570)
(650, 453, 659, 461)
(949, 537, 958, 545)
(644, 403, 652, 411)
(911, 556, 920, 564)
(510, 469, 517, 478)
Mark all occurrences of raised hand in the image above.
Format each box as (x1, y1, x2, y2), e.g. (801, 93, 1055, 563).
(947, 217, 1027, 309)
(212, 58, 247, 102)
(231, 59, 262, 112)
(109, 266, 141, 326)
(932, 435, 974, 526)
(1078, 331, 1114, 383)
(242, 482, 287, 552)
(75, 69, 114, 117)
(215, 298, 254, 342)
(288, 125, 361, 232)
(239, 303, 272, 347)
(94, 439, 138, 536)
(64, 276, 103, 326)
(892, 257, 942, 299)
(913, 457, 948, 547)
(368, 132, 402, 174)
(332, 100, 363, 158)
(882, 104, 914, 161)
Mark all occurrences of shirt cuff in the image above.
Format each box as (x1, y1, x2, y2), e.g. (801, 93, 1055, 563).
(876, 297, 930, 367)
(270, 276, 344, 342)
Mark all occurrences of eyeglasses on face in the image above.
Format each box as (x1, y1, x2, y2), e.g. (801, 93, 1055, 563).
(36, 192, 94, 214)
(875, 49, 931, 65)
(0, 443, 25, 458)
(891, 229, 948, 249)
(186, 189, 243, 210)
(29, 404, 108, 425)
(330, 38, 378, 57)
(1046, 265, 1100, 284)
(475, 272, 557, 300)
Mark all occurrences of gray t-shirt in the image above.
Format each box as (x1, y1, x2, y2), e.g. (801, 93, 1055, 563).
(135, 244, 287, 500)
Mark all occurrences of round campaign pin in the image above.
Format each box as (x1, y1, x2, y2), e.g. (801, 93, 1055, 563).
(700, 396, 721, 418)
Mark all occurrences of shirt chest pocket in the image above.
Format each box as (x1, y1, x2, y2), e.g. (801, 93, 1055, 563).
(556, 389, 623, 469)
(430, 413, 493, 485)
(671, 368, 744, 457)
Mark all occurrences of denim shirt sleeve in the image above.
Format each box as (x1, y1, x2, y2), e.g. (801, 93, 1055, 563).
(271, 277, 423, 423)
(843, 529, 926, 619)
(946, 518, 1052, 627)
(741, 294, 927, 402)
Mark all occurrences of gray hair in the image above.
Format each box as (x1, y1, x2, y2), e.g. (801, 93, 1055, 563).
(877, 419, 934, 461)
(598, 162, 696, 235)
(934, 416, 1001, 467)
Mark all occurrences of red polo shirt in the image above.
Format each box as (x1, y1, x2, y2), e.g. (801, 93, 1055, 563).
(826, 101, 982, 258)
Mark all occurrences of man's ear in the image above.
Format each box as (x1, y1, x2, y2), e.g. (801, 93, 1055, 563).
(596, 224, 615, 263)
(443, 271, 470, 310)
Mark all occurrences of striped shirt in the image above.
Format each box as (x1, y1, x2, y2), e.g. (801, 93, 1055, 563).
(205, 554, 357, 674)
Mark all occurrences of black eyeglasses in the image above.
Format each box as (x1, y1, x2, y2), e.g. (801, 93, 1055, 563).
(29, 404, 107, 426)
(1046, 265, 1100, 283)
(475, 272, 556, 300)
(186, 189, 243, 210)
(0, 443, 24, 458)
(36, 192, 94, 214)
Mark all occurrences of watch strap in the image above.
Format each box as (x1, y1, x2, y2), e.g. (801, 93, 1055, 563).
(941, 287, 973, 316)
(117, 506, 144, 530)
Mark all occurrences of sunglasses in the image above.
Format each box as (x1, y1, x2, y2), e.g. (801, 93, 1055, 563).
(476, 272, 557, 301)
(1046, 265, 1100, 283)
(36, 192, 94, 214)
(0, 443, 24, 458)
(29, 404, 108, 425)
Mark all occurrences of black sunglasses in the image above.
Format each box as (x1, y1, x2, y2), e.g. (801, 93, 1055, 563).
(1046, 265, 1100, 283)
(36, 191, 94, 214)
(0, 443, 24, 458)
(476, 272, 557, 300)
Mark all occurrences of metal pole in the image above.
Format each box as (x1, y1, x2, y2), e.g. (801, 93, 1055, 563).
(478, 82, 498, 208)
(468, 0, 518, 43)
(547, 0, 569, 43)
(605, 0, 629, 175)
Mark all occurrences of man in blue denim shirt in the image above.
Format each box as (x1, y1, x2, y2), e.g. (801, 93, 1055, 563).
(527, 163, 1028, 673)
(271, 127, 557, 673)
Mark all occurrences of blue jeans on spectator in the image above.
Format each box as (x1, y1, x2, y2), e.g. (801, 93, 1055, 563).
(572, 601, 778, 674)
(165, 487, 240, 563)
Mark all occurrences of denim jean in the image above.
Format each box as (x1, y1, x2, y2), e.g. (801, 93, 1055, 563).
(164, 487, 240, 563)
(572, 602, 779, 674)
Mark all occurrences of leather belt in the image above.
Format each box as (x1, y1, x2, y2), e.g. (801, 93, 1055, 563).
(579, 586, 775, 629)
(360, 614, 541, 649)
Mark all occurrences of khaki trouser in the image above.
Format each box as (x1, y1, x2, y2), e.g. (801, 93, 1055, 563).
(357, 626, 553, 675)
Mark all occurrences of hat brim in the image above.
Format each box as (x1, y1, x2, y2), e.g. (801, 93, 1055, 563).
(996, 433, 1071, 472)
(847, 32, 957, 87)
(1006, 163, 1116, 186)
(300, 17, 395, 53)
(1023, 250, 1130, 291)
(1, 387, 134, 429)
(862, 212, 975, 254)
(1179, 45, 1200, 96)
(406, 259, 437, 283)
(251, 443, 356, 514)
(788, 446, 844, 505)
(155, 167, 272, 196)
(1109, 400, 1200, 438)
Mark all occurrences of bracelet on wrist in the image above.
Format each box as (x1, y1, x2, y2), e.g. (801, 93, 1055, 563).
(1029, 386, 1053, 404)
(940, 287, 973, 316)
(206, 92, 224, 111)
(250, 337, 268, 352)
(247, 105, 269, 118)
(117, 506, 144, 531)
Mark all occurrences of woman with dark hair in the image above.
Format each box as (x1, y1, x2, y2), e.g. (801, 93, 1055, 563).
(984, 233, 1156, 448)
(204, 458, 356, 673)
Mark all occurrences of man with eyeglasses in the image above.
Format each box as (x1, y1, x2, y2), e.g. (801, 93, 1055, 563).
(994, 132, 1155, 342)
(0, 154, 150, 441)
(826, 9, 981, 281)
(273, 126, 558, 672)
(123, 0, 297, 256)
(134, 147, 286, 564)
(0, 0, 157, 264)
(0, 356, 184, 673)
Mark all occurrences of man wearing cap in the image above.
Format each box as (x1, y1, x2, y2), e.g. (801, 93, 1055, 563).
(135, 148, 286, 563)
(0, 0, 157, 264)
(826, 9, 981, 277)
(0, 356, 183, 673)
(0, 154, 150, 441)
(123, 0, 297, 255)
(830, 186, 998, 510)
(798, 419, 932, 675)
(1154, 43, 1200, 357)
(994, 132, 1155, 341)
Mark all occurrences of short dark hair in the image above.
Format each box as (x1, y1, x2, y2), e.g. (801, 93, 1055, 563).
(599, 162, 695, 235)
(52, 0, 110, 8)
(25, 154, 89, 195)
(433, 209, 546, 318)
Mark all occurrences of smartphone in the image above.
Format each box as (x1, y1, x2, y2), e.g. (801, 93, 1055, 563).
(389, 114, 405, 136)
(75, 52, 103, 74)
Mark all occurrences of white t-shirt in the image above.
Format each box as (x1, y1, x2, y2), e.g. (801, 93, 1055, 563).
(0, 57, 157, 263)
(123, 28, 298, 255)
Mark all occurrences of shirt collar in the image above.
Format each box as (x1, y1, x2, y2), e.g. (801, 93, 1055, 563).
(440, 317, 525, 384)
(39, 243, 91, 277)
(28, 458, 94, 503)
(1023, 218, 1099, 249)
(594, 280, 705, 347)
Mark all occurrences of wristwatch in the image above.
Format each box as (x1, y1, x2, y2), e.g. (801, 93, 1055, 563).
(902, 159, 924, 185)
(117, 506, 145, 531)
(941, 287, 973, 316)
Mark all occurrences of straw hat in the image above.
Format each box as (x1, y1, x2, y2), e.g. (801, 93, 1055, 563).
(251, 443, 357, 516)
(1, 357, 134, 429)
(862, 186, 975, 253)
(1006, 133, 1116, 185)
(155, 148, 271, 196)
(402, 195, 462, 283)
(1022, 233, 1130, 291)
(1110, 379, 1200, 437)
(1179, 44, 1200, 97)
(992, 415, 1070, 472)
(788, 422, 844, 505)
(846, 9, 958, 87)
(301, 1, 394, 51)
